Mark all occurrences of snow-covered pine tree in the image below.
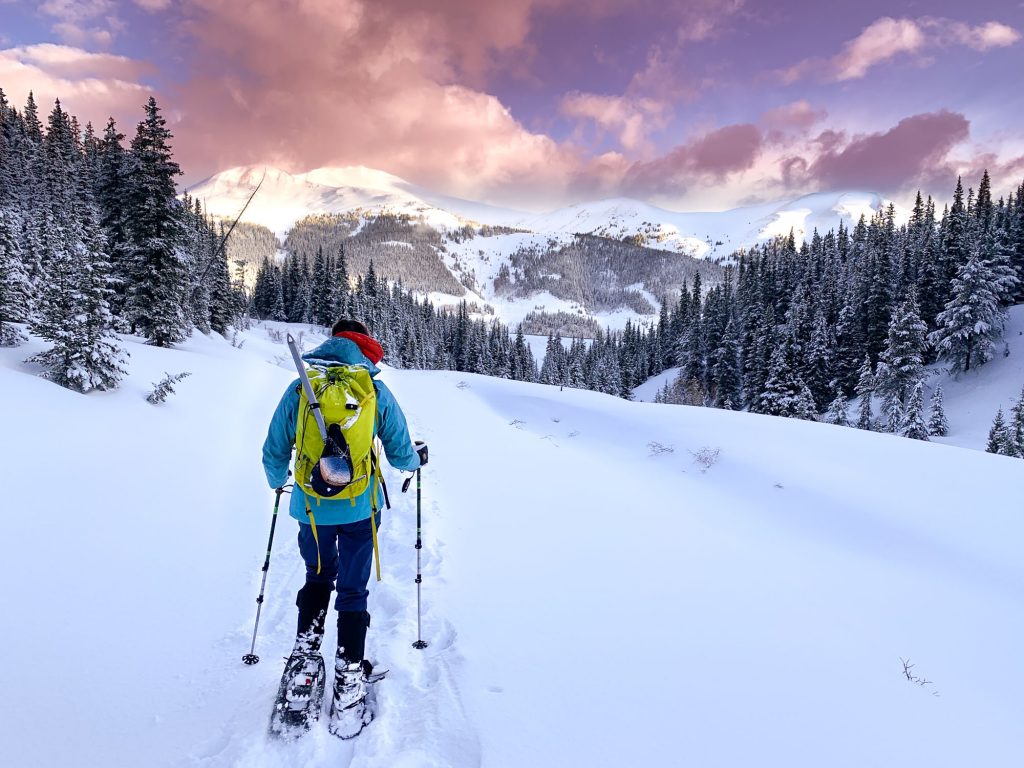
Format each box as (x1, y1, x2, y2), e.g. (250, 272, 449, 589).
(124, 97, 189, 346)
(95, 117, 133, 323)
(927, 386, 949, 437)
(929, 243, 1006, 373)
(310, 245, 333, 326)
(822, 390, 850, 427)
(331, 243, 350, 319)
(711, 319, 742, 409)
(1009, 386, 1024, 458)
(0, 207, 29, 345)
(756, 339, 816, 419)
(986, 407, 1015, 456)
(875, 296, 928, 412)
(855, 354, 875, 430)
(900, 382, 929, 440)
(539, 334, 560, 385)
(803, 309, 835, 410)
(207, 219, 240, 335)
(885, 398, 903, 434)
(29, 100, 126, 391)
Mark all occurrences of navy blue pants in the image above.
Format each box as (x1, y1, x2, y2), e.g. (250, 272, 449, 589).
(296, 515, 379, 612)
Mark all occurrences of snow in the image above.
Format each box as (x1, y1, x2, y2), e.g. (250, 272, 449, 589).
(632, 365, 680, 402)
(2, 321, 1022, 767)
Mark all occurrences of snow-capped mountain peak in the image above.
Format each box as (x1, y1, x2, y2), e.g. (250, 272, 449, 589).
(189, 163, 907, 257)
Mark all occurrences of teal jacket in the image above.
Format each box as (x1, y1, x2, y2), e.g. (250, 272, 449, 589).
(262, 337, 421, 525)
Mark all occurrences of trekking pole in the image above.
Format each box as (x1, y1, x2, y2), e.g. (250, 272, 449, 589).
(404, 468, 429, 649)
(243, 485, 290, 665)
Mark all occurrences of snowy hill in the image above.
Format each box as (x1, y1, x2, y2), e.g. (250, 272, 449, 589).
(190, 165, 905, 258)
(188, 166, 467, 238)
(514, 190, 907, 260)
(2, 323, 1022, 767)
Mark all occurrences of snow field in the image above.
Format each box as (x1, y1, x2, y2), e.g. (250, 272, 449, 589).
(1, 320, 1022, 767)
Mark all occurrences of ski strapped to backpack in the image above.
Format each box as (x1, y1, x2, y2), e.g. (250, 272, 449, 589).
(286, 333, 387, 580)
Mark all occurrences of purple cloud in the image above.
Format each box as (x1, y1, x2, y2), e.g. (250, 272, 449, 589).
(808, 110, 970, 190)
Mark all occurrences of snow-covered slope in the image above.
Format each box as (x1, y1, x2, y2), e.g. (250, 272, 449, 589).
(513, 190, 907, 259)
(2, 323, 1022, 767)
(189, 165, 904, 257)
(189, 166, 467, 238)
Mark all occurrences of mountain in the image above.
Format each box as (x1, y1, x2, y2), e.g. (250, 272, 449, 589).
(190, 166, 907, 331)
(190, 165, 906, 255)
(3, 320, 1022, 767)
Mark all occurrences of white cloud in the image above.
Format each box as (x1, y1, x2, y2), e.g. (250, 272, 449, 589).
(782, 16, 1021, 83)
(39, 0, 121, 46)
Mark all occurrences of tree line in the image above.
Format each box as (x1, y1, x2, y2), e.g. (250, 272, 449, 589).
(651, 173, 1023, 445)
(0, 89, 245, 391)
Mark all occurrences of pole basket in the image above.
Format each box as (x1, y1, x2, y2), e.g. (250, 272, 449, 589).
(242, 653, 260, 665)
(412, 640, 428, 650)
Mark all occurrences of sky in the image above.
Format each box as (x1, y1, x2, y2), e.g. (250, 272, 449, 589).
(1, 0, 1023, 212)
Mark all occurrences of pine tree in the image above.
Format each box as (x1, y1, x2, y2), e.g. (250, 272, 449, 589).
(822, 390, 850, 427)
(539, 334, 561, 384)
(0, 208, 29, 345)
(855, 354, 875, 430)
(885, 398, 903, 434)
(28, 100, 126, 391)
(875, 296, 928, 411)
(986, 407, 1014, 455)
(756, 340, 816, 419)
(710, 319, 742, 409)
(1008, 386, 1024, 458)
(331, 243, 350, 319)
(96, 117, 132, 321)
(124, 97, 188, 346)
(927, 386, 949, 437)
(900, 382, 929, 440)
(310, 245, 333, 326)
(803, 309, 834, 410)
(929, 245, 1006, 373)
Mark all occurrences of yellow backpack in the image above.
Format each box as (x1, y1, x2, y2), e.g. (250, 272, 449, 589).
(294, 364, 377, 504)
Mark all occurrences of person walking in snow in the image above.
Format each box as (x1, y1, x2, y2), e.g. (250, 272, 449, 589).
(262, 318, 426, 737)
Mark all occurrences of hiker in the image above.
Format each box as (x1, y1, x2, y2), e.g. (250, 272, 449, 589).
(262, 318, 426, 736)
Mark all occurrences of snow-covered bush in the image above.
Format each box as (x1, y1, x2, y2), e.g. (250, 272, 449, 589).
(147, 371, 192, 404)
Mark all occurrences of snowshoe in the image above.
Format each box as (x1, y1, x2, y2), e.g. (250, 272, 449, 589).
(268, 651, 326, 739)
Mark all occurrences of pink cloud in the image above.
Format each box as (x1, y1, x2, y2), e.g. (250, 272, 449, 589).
(172, 0, 687, 207)
(0, 44, 151, 127)
(781, 16, 1020, 83)
(623, 123, 762, 196)
(936, 19, 1021, 50)
(560, 91, 668, 153)
(762, 100, 828, 146)
(808, 110, 970, 190)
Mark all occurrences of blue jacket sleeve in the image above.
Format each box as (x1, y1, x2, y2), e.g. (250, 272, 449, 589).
(374, 380, 421, 472)
(262, 380, 300, 489)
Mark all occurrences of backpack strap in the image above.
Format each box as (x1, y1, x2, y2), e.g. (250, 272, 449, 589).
(303, 495, 322, 575)
(368, 443, 383, 582)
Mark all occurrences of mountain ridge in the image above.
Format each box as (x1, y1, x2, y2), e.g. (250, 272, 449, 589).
(189, 164, 908, 256)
